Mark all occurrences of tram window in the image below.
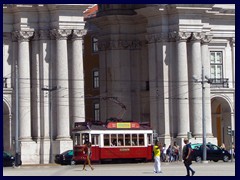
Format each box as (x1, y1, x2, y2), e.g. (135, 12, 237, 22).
(111, 134, 117, 146)
(118, 134, 123, 146)
(125, 134, 131, 146)
(104, 134, 110, 146)
(91, 134, 99, 145)
(73, 134, 76, 145)
(73, 134, 79, 145)
(139, 134, 144, 146)
(147, 134, 152, 144)
(82, 133, 89, 144)
(132, 134, 137, 146)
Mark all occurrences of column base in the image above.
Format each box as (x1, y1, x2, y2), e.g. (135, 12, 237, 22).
(19, 140, 39, 165)
(156, 134, 172, 145)
(52, 138, 73, 160)
(188, 136, 218, 145)
(176, 134, 187, 138)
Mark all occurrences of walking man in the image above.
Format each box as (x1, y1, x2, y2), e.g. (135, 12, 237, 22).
(182, 138, 195, 176)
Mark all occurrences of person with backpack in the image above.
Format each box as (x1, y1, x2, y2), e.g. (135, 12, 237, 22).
(173, 141, 180, 161)
(182, 138, 195, 176)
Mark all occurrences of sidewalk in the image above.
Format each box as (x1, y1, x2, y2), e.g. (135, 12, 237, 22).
(4, 161, 235, 176)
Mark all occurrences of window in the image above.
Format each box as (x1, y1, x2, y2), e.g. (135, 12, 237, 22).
(93, 70, 99, 88)
(210, 51, 223, 82)
(94, 103, 100, 121)
(82, 133, 89, 144)
(104, 134, 110, 146)
(91, 134, 99, 145)
(139, 134, 144, 146)
(110, 134, 117, 146)
(118, 134, 123, 146)
(92, 37, 98, 53)
(125, 134, 131, 146)
(132, 134, 137, 146)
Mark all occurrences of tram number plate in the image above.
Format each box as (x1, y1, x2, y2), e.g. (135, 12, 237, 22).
(120, 148, 130, 152)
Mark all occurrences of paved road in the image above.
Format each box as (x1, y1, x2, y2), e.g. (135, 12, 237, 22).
(3, 161, 235, 176)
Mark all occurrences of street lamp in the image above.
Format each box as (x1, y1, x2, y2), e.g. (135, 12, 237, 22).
(41, 86, 59, 163)
(193, 66, 212, 163)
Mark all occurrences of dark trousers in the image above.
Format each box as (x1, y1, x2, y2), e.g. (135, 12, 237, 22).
(185, 163, 194, 176)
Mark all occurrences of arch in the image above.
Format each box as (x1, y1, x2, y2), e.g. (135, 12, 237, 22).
(3, 96, 12, 115)
(211, 94, 234, 150)
(3, 97, 13, 153)
(211, 94, 234, 113)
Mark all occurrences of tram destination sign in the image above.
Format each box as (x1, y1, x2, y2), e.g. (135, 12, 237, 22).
(107, 122, 140, 129)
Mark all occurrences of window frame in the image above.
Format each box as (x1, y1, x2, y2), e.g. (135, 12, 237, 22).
(93, 102, 100, 121)
(92, 36, 98, 53)
(93, 70, 99, 89)
(210, 51, 224, 80)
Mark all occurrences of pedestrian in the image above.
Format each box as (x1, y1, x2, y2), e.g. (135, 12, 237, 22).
(82, 142, 94, 171)
(153, 140, 163, 174)
(167, 145, 173, 162)
(182, 138, 195, 176)
(173, 141, 180, 161)
(220, 143, 226, 150)
(161, 144, 167, 162)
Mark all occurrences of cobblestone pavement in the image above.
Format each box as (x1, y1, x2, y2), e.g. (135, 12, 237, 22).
(3, 161, 235, 176)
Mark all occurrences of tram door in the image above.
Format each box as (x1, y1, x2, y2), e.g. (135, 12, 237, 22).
(91, 134, 100, 161)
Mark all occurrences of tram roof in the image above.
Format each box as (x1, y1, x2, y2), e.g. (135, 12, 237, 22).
(72, 122, 152, 132)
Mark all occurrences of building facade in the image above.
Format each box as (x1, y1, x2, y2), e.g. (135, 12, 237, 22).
(88, 4, 235, 148)
(3, 4, 235, 165)
(3, 4, 90, 164)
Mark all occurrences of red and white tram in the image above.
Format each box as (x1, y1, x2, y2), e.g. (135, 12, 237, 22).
(71, 121, 153, 164)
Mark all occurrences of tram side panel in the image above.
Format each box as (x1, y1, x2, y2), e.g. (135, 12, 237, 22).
(91, 146, 100, 161)
(99, 146, 152, 161)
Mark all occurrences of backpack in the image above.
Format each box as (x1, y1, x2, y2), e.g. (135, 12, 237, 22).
(183, 144, 193, 160)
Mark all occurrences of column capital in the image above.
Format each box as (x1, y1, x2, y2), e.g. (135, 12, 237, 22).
(130, 40, 142, 49)
(32, 31, 40, 41)
(190, 32, 203, 41)
(98, 40, 142, 50)
(145, 34, 156, 44)
(230, 37, 235, 47)
(3, 32, 11, 44)
(155, 33, 169, 42)
(72, 29, 87, 40)
(201, 34, 213, 44)
(13, 31, 34, 42)
(50, 29, 71, 40)
(170, 31, 191, 41)
(146, 33, 169, 43)
(39, 30, 50, 40)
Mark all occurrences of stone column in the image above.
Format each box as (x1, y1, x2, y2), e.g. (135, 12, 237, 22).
(146, 34, 159, 133)
(155, 33, 171, 140)
(50, 29, 71, 140)
(230, 37, 235, 88)
(201, 34, 213, 137)
(13, 30, 34, 140)
(130, 40, 142, 122)
(172, 31, 191, 138)
(31, 31, 41, 140)
(98, 39, 132, 121)
(189, 32, 203, 137)
(11, 34, 18, 144)
(98, 39, 109, 122)
(70, 29, 86, 124)
(39, 30, 51, 139)
(3, 33, 12, 86)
